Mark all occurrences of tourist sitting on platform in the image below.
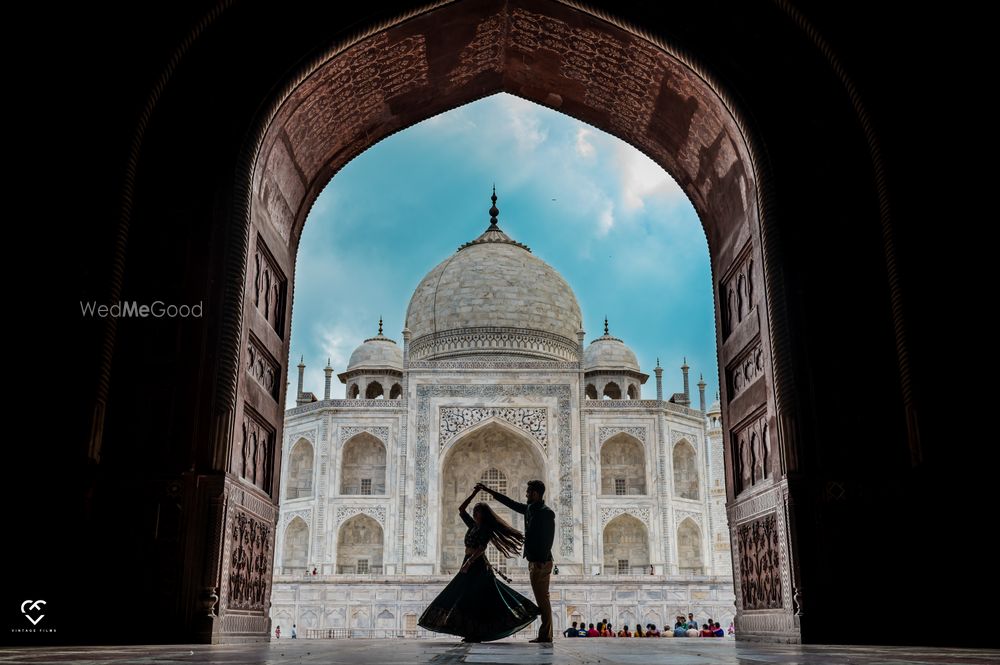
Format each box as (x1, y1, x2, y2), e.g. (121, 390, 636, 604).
(673, 618, 688, 637)
(634, 624, 644, 637)
(686, 625, 700, 638)
(661, 625, 672, 637)
(713, 622, 725, 637)
(587, 623, 599, 637)
(687, 613, 697, 629)
(600, 622, 613, 637)
(563, 621, 578, 637)
(645, 623, 660, 636)
(728, 621, 735, 635)
(577, 623, 588, 637)
(618, 625, 632, 637)
(700, 623, 715, 637)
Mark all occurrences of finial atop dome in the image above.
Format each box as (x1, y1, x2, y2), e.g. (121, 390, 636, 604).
(489, 185, 499, 227)
(457, 187, 531, 252)
(378, 316, 383, 336)
(604, 316, 609, 335)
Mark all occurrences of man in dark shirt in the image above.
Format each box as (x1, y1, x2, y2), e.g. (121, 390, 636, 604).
(475, 479, 555, 643)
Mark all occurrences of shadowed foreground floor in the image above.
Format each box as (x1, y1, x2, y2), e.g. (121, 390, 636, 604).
(1, 639, 999, 664)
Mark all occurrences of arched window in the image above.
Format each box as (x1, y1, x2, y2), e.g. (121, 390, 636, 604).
(341, 433, 387, 495)
(389, 383, 402, 399)
(600, 433, 646, 495)
(585, 384, 598, 400)
(603, 514, 649, 576)
(603, 382, 621, 399)
(348, 383, 360, 399)
(336, 514, 384, 574)
(626, 384, 638, 400)
(677, 519, 703, 574)
(479, 468, 507, 503)
(282, 517, 309, 573)
(365, 381, 384, 399)
(672, 440, 699, 499)
(285, 438, 314, 499)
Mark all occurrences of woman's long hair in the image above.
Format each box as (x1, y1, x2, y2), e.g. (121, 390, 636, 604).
(472, 502, 524, 558)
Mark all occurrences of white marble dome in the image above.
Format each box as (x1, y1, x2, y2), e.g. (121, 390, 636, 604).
(346, 332, 402, 372)
(584, 327, 641, 372)
(405, 197, 583, 361)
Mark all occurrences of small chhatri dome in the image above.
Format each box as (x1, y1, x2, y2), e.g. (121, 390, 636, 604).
(405, 190, 583, 361)
(584, 318, 640, 372)
(346, 319, 403, 371)
(708, 391, 721, 414)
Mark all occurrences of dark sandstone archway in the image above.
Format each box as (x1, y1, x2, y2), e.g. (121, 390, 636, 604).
(37, 0, 971, 651)
(233, 0, 792, 642)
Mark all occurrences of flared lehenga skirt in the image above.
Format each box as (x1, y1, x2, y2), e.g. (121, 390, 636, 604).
(418, 557, 539, 642)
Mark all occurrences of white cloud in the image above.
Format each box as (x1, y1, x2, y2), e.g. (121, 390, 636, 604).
(614, 143, 685, 212)
(597, 199, 615, 236)
(502, 95, 548, 154)
(575, 127, 596, 158)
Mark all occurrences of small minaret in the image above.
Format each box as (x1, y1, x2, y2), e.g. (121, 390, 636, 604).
(323, 358, 333, 400)
(296, 355, 306, 401)
(681, 357, 690, 403)
(654, 358, 663, 401)
(698, 373, 707, 413)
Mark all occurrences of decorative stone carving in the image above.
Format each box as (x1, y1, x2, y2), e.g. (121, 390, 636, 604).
(598, 426, 647, 445)
(409, 360, 577, 369)
(721, 246, 755, 338)
(732, 411, 769, 495)
(227, 510, 272, 611)
(409, 327, 580, 363)
(252, 236, 286, 335)
(671, 430, 698, 446)
(509, 7, 665, 135)
(728, 340, 764, 399)
(336, 506, 387, 528)
(675, 510, 703, 530)
(414, 384, 573, 557)
(448, 13, 505, 87)
(287, 399, 405, 416)
(736, 513, 782, 610)
(599, 506, 651, 528)
(340, 426, 391, 445)
(238, 406, 275, 493)
(281, 509, 312, 529)
(246, 333, 280, 400)
(440, 407, 548, 450)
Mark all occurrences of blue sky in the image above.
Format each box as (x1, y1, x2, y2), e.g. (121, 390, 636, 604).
(289, 93, 718, 408)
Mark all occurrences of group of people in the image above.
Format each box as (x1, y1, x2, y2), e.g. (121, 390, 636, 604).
(561, 614, 731, 639)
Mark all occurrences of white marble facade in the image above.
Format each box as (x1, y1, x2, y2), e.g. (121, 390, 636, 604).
(271, 207, 734, 634)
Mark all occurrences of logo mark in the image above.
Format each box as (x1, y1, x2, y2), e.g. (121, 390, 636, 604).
(21, 600, 45, 625)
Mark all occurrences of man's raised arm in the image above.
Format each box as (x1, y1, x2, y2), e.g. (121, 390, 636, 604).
(474, 483, 527, 514)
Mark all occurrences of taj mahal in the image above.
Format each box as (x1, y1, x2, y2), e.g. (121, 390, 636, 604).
(270, 193, 735, 636)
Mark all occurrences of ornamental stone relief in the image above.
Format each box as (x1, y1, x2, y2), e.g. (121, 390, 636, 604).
(599, 506, 651, 528)
(674, 510, 703, 531)
(722, 247, 755, 339)
(252, 236, 286, 335)
(736, 513, 782, 610)
(415, 384, 574, 558)
(671, 430, 698, 447)
(227, 510, 272, 612)
(598, 426, 647, 445)
(440, 407, 548, 450)
(340, 426, 391, 446)
(336, 506, 387, 529)
(280, 509, 312, 530)
(408, 327, 580, 362)
(732, 411, 769, 495)
(409, 359, 577, 370)
(728, 340, 764, 399)
(246, 333, 279, 401)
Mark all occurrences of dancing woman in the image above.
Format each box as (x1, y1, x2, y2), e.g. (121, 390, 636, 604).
(418, 487, 540, 642)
